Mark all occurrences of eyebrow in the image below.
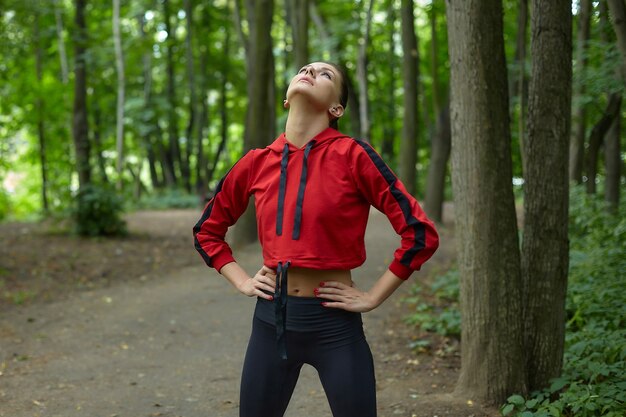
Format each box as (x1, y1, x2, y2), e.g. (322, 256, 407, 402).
(300, 65, 336, 76)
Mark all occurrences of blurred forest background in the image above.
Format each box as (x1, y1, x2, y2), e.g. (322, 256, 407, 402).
(1, 0, 625, 415)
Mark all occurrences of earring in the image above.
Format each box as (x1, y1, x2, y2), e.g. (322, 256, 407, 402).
(283, 99, 289, 109)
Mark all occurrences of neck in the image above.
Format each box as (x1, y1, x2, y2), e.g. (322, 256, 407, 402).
(284, 101, 330, 148)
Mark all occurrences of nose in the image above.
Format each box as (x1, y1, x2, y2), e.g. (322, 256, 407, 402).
(305, 66, 315, 77)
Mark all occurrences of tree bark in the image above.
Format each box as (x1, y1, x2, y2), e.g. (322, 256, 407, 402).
(604, 96, 622, 210)
(72, 0, 92, 190)
(382, 0, 397, 160)
(113, 0, 125, 191)
(424, 99, 450, 223)
(569, 0, 592, 183)
(586, 93, 622, 194)
(232, 0, 275, 246)
(607, 0, 626, 82)
(34, 12, 49, 213)
(400, 0, 419, 195)
(522, 0, 572, 393)
(289, 0, 309, 68)
(446, 0, 526, 404)
(163, 0, 181, 188)
(357, 0, 375, 143)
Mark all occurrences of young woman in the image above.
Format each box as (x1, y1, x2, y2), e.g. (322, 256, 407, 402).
(193, 62, 439, 417)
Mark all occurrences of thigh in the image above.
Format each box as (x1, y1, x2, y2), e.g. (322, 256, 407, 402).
(239, 318, 302, 417)
(314, 336, 377, 417)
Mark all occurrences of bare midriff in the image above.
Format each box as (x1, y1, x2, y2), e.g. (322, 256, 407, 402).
(287, 267, 352, 297)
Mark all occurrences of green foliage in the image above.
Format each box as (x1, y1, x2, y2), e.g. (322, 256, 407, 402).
(72, 185, 127, 237)
(501, 186, 626, 417)
(132, 188, 200, 210)
(403, 268, 461, 339)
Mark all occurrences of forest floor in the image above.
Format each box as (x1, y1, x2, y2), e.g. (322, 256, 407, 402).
(0, 208, 500, 417)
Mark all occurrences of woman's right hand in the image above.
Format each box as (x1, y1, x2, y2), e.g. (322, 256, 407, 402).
(237, 265, 276, 300)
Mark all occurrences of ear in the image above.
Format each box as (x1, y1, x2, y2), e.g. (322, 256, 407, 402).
(329, 104, 344, 119)
(283, 99, 290, 109)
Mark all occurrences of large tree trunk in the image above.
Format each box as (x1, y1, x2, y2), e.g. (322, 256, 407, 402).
(569, 0, 592, 183)
(357, 0, 374, 142)
(446, 0, 526, 404)
(113, 0, 125, 191)
(232, 0, 275, 246)
(522, 0, 572, 393)
(34, 12, 49, 213)
(607, 0, 626, 81)
(72, 0, 92, 190)
(163, 0, 181, 188)
(289, 0, 309, 69)
(400, 0, 419, 195)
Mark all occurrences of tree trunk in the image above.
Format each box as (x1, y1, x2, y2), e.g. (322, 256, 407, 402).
(607, 0, 626, 82)
(184, 0, 198, 195)
(424, 99, 450, 223)
(196, 5, 211, 195)
(163, 0, 181, 187)
(52, 0, 69, 84)
(446, 0, 526, 404)
(382, 0, 397, 160)
(357, 0, 375, 142)
(400, 0, 419, 195)
(512, 0, 529, 173)
(569, 0, 592, 183)
(34, 12, 49, 213)
(604, 96, 622, 210)
(522, 0, 572, 393)
(113, 0, 125, 191)
(586, 93, 622, 194)
(72, 0, 92, 190)
(424, 4, 449, 223)
(289, 0, 309, 68)
(92, 97, 109, 184)
(232, 0, 275, 246)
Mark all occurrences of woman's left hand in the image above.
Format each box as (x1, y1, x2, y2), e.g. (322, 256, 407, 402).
(314, 281, 378, 313)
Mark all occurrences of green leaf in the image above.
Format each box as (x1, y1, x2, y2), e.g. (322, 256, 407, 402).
(501, 404, 514, 416)
(508, 394, 525, 406)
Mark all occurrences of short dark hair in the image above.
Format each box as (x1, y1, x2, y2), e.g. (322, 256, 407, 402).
(328, 62, 349, 129)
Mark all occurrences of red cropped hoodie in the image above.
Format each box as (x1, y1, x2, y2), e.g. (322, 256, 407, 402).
(193, 128, 439, 280)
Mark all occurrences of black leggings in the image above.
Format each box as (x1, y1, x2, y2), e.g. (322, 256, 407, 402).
(239, 296, 377, 417)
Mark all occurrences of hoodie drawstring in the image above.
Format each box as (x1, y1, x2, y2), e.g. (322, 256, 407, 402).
(274, 261, 291, 360)
(275, 140, 316, 240)
(275, 143, 290, 236)
(292, 140, 315, 240)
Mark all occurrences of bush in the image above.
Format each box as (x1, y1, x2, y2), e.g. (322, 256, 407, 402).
(72, 184, 127, 237)
(132, 188, 201, 210)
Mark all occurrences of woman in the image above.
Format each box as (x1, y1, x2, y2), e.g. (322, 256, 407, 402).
(193, 62, 439, 417)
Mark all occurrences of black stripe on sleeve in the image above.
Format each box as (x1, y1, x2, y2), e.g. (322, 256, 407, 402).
(192, 175, 228, 267)
(354, 139, 426, 267)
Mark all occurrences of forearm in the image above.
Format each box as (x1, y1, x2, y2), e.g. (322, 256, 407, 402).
(367, 269, 406, 309)
(220, 261, 251, 292)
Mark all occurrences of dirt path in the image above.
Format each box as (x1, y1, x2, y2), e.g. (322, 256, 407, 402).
(0, 209, 497, 417)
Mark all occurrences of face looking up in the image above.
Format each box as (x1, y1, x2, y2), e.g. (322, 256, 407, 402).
(286, 62, 345, 119)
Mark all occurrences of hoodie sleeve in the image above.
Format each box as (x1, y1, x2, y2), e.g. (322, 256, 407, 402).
(193, 150, 255, 272)
(350, 140, 439, 279)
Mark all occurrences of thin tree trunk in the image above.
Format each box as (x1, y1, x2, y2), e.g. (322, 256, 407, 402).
(92, 97, 109, 184)
(586, 93, 622, 194)
(52, 0, 69, 84)
(113, 0, 125, 191)
(382, 0, 396, 160)
(569, 0, 592, 183)
(424, 3, 449, 222)
(604, 96, 622, 210)
(400, 0, 419, 195)
(607, 0, 626, 82)
(184, 0, 197, 194)
(196, 6, 211, 195)
(522, 0, 572, 392)
(446, 0, 526, 404)
(163, 0, 181, 187)
(34, 12, 49, 213)
(512, 0, 529, 173)
(357, 0, 375, 142)
(424, 99, 450, 223)
(72, 0, 91, 190)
